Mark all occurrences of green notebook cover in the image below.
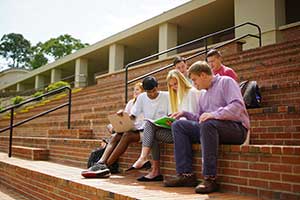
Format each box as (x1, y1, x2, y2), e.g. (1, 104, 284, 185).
(153, 116, 176, 129)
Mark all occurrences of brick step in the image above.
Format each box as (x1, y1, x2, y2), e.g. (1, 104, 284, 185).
(5, 93, 124, 118)
(0, 153, 262, 200)
(0, 120, 108, 139)
(120, 143, 300, 200)
(2, 104, 299, 144)
(232, 51, 300, 81)
(47, 129, 94, 139)
(228, 38, 300, 63)
(224, 38, 300, 65)
(239, 63, 300, 87)
(11, 145, 49, 160)
(260, 81, 300, 106)
(0, 97, 124, 123)
(0, 184, 31, 200)
(0, 136, 48, 150)
(1, 135, 299, 199)
(0, 136, 104, 168)
(249, 105, 300, 145)
(3, 80, 298, 131)
(0, 84, 125, 118)
(0, 136, 103, 168)
(0, 98, 124, 125)
(11, 90, 126, 117)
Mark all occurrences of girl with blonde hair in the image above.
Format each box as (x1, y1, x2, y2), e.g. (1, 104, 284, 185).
(127, 69, 200, 182)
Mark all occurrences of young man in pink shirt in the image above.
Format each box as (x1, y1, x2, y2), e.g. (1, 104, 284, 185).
(206, 49, 238, 81)
(164, 61, 249, 194)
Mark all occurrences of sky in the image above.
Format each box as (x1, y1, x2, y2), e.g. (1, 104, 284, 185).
(0, 0, 190, 70)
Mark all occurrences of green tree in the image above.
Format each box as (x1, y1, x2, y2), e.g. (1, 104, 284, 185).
(29, 42, 48, 69)
(0, 33, 32, 68)
(41, 34, 89, 59)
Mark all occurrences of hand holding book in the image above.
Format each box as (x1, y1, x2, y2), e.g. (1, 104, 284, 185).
(145, 116, 175, 129)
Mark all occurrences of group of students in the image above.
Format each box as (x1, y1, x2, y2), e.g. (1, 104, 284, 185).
(81, 49, 249, 194)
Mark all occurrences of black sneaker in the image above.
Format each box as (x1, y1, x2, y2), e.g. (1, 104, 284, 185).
(81, 163, 111, 178)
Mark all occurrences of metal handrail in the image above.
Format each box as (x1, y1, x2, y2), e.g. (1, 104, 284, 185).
(0, 86, 72, 157)
(125, 22, 262, 102)
(128, 34, 254, 84)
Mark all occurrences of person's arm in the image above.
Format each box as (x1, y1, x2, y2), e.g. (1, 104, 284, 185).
(187, 88, 200, 114)
(210, 78, 245, 120)
(124, 99, 134, 113)
(226, 68, 238, 81)
(172, 89, 203, 121)
(130, 94, 143, 119)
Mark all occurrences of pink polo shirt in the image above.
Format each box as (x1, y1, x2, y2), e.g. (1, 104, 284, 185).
(213, 65, 238, 81)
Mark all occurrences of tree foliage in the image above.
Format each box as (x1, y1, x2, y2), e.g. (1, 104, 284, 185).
(29, 42, 48, 69)
(40, 34, 89, 59)
(0, 33, 32, 68)
(0, 33, 89, 69)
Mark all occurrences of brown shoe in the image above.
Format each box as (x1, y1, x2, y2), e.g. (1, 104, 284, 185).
(164, 174, 198, 187)
(195, 179, 219, 194)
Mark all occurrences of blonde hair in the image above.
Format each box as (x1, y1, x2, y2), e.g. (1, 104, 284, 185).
(166, 69, 192, 113)
(133, 82, 144, 104)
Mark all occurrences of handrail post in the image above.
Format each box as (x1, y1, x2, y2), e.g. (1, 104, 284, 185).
(125, 65, 129, 103)
(8, 108, 14, 157)
(67, 87, 72, 129)
(204, 38, 208, 61)
(258, 25, 262, 47)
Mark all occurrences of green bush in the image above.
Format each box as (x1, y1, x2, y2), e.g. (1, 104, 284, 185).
(32, 91, 44, 98)
(0, 106, 3, 112)
(46, 81, 70, 92)
(11, 96, 24, 105)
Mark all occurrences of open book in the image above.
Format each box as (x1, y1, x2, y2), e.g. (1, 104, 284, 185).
(145, 116, 175, 129)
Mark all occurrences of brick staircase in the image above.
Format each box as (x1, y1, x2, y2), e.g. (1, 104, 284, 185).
(0, 29, 300, 199)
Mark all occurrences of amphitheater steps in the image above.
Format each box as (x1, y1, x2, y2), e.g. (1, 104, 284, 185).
(260, 81, 300, 107)
(248, 104, 300, 145)
(1, 135, 299, 199)
(0, 152, 266, 200)
(1, 104, 299, 144)
(0, 136, 103, 169)
(0, 184, 31, 200)
(11, 146, 49, 160)
(224, 38, 300, 66)
(47, 129, 94, 139)
(119, 143, 300, 200)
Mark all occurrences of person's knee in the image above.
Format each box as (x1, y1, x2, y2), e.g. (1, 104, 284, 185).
(200, 120, 217, 130)
(200, 120, 218, 138)
(122, 132, 139, 143)
(110, 133, 122, 144)
(172, 120, 183, 130)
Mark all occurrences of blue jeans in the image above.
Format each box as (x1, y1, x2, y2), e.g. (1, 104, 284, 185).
(171, 119, 247, 176)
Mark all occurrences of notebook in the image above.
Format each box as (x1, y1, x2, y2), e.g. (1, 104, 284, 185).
(107, 112, 135, 133)
(144, 116, 175, 129)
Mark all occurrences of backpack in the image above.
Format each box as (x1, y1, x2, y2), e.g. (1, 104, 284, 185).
(239, 80, 261, 108)
(87, 140, 119, 174)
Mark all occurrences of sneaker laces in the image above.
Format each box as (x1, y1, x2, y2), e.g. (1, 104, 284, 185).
(89, 163, 108, 171)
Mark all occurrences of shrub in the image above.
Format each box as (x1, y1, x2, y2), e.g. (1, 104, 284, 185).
(11, 96, 24, 105)
(32, 91, 44, 98)
(46, 81, 70, 92)
(0, 106, 3, 112)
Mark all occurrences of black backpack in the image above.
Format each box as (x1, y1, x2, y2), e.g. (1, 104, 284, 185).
(239, 80, 261, 108)
(87, 141, 119, 174)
